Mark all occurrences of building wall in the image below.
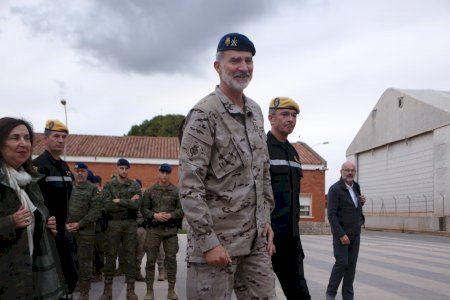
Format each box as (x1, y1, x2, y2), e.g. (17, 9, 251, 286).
(433, 125, 450, 216)
(67, 162, 180, 189)
(300, 169, 326, 222)
(356, 132, 433, 216)
(67, 160, 326, 222)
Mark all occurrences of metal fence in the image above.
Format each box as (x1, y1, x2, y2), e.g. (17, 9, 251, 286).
(365, 193, 448, 217)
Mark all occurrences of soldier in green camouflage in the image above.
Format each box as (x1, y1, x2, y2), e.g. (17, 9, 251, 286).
(66, 162, 102, 300)
(99, 159, 141, 300)
(142, 163, 183, 300)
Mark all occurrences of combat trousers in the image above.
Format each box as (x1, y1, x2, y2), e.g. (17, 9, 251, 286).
(186, 244, 276, 300)
(93, 230, 106, 276)
(75, 233, 95, 282)
(136, 226, 146, 274)
(104, 219, 137, 283)
(145, 227, 179, 285)
(326, 234, 360, 300)
(272, 235, 310, 300)
(157, 243, 165, 267)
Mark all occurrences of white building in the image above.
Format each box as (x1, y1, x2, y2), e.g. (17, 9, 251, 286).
(347, 88, 450, 232)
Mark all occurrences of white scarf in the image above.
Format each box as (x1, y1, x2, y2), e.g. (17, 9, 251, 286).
(6, 166, 36, 257)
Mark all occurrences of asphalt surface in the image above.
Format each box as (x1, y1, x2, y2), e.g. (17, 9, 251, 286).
(81, 230, 450, 299)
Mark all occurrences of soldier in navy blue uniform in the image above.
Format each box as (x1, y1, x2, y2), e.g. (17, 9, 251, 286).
(267, 97, 311, 299)
(33, 119, 78, 297)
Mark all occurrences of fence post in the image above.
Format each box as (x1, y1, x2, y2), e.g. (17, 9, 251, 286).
(371, 198, 374, 215)
(393, 196, 397, 216)
(407, 196, 411, 216)
(423, 195, 427, 216)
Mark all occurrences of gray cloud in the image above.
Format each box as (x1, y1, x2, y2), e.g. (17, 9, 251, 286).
(12, 0, 280, 75)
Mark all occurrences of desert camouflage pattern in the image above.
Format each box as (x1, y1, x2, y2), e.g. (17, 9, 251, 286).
(179, 86, 274, 263)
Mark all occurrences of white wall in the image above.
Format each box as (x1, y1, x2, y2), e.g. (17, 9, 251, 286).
(357, 132, 434, 215)
(433, 125, 450, 216)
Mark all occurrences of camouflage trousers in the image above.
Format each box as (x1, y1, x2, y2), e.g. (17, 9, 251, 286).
(104, 220, 137, 283)
(136, 227, 146, 274)
(93, 230, 106, 276)
(145, 227, 179, 285)
(75, 233, 95, 282)
(186, 247, 276, 299)
(136, 229, 165, 274)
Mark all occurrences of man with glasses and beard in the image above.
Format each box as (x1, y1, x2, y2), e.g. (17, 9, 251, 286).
(66, 163, 102, 300)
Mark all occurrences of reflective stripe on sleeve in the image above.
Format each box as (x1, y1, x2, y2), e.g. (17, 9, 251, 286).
(269, 159, 301, 169)
(45, 176, 72, 182)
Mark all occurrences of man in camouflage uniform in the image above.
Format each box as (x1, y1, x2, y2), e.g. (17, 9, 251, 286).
(142, 163, 183, 300)
(66, 162, 102, 300)
(179, 33, 276, 299)
(100, 158, 141, 300)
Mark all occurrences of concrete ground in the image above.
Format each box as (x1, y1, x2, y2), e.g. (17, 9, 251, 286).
(83, 230, 450, 299)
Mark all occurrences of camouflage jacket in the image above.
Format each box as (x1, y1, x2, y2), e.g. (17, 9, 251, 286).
(102, 177, 141, 220)
(179, 86, 274, 262)
(142, 183, 183, 227)
(67, 181, 102, 235)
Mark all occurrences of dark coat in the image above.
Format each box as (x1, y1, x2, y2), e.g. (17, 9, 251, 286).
(0, 165, 65, 299)
(327, 178, 365, 238)
(267, 131, 303, 238)
(33, 150, 73, 235)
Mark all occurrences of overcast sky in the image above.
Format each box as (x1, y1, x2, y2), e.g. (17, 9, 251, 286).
(1, 0, 449, 189)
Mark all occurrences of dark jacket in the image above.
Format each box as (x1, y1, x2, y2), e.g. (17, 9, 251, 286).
(327, 178, 365, 238)
(0, 165, 65, 299)
(267, 131, 303, 237)
(33, 150, 73, 235)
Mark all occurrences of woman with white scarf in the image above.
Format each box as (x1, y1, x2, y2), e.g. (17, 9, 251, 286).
(0, 117, 65, 299)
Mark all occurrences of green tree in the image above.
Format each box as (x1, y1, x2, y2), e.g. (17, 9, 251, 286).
(127, 114, 185, 137)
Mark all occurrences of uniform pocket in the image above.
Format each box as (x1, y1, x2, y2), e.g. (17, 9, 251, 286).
(210, 135, 244, 179)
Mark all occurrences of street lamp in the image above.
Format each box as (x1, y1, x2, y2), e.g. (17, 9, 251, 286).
(60, 99, 67, 160)
(311, 141, 329, 148)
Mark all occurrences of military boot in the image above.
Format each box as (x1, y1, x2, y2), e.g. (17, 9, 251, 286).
(144, 285, 154, 300)
(126, 283, 138, 300)
(167, 283, 178, 300)
(100, 282, 112, 300)
(158, 266, 167, 281)
(79, 281, 90, 300)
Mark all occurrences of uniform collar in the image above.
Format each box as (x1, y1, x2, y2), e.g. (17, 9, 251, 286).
(267, 131, 290, 148)
(75, 181, 91, 189)
(215, 86, 254, 116)
(44, 149, 62, 164)
(154, 183, 172, 190)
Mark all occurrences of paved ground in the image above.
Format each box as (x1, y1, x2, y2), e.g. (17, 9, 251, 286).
(84, 230, 450, 299)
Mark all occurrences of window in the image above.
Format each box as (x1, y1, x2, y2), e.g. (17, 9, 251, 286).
(299, 193, 312, 217)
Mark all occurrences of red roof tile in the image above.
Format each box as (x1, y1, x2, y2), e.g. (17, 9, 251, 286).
(292, 142, 326, 165)
(33, 133, 325, 165)
(33, 133, 179, 159)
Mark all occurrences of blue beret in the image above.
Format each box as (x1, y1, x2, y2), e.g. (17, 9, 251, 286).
(117, 158, 130, 168)
(159, 163, 172, 173)
(93, 175, 102, 184)
(217, 33, 255, 56)
(74, 162, 88, 170)
(87, 169, 95, 182)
